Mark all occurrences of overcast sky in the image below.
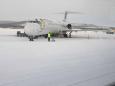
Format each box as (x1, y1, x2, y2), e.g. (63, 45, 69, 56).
(0, 0, 115, 26)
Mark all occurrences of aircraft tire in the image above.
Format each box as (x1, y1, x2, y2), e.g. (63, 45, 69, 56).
(29, 36, 34, 41)
(63, 34, 68, 38)
(17, 31, 21, 37)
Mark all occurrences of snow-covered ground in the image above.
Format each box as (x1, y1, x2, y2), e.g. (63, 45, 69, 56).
(0, 28, 115, 86)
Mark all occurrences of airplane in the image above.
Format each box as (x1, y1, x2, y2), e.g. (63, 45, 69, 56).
(0, 11, 114, 41)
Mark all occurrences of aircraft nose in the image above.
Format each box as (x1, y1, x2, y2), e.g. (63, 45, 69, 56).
(24, 22, 41, 36)
(33, 23, 41, 34)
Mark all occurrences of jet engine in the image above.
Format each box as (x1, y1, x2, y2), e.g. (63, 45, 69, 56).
(67, 24, 72, 29)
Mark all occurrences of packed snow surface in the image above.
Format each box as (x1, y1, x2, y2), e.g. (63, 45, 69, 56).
(0, 28, 115, 86)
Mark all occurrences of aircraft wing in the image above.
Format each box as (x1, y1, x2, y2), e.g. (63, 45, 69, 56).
(71, 23, 111, 31)
(0, 21, 28, 29)
(61, 23, 113, 32)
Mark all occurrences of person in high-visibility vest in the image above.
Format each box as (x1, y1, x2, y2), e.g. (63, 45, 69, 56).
(48, 32, 51, 42)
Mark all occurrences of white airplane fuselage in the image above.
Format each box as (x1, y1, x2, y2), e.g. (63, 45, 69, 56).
(24, 19, 67, 37)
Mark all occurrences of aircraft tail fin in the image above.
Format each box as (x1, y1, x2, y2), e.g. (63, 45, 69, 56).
(57, 11, 83, 22)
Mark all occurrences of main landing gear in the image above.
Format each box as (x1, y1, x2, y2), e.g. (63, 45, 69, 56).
(68, 31, 72, 38)
(62, 31, 72, 38)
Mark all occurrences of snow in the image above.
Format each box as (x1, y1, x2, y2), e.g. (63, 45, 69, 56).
(0, 28, 115, 86)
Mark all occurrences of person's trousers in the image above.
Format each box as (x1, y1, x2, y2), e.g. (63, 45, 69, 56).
(48, 37, 50, 41)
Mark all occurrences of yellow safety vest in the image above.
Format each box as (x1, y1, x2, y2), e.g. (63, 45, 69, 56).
(48, 33, 51, 38)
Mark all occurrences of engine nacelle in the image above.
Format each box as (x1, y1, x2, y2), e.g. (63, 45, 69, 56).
(67, 24, 72, 29)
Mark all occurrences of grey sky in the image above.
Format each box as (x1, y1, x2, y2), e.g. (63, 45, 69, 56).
(0, 0, 115, 26)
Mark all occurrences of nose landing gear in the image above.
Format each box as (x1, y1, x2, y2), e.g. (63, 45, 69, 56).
(29, 36, 34, 41)
(17, 31, 27, 37)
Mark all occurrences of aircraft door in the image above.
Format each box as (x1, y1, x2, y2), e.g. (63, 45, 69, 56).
(40, 19, 45, 30)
